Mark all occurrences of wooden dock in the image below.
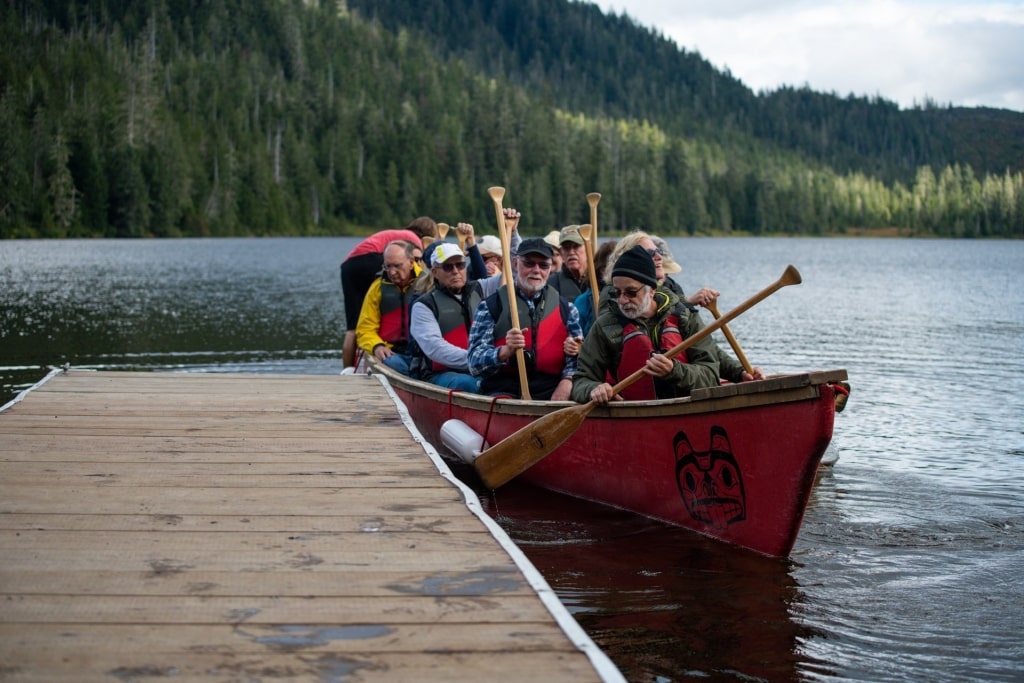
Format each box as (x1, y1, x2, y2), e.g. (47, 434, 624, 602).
(0, 370, 622, 682)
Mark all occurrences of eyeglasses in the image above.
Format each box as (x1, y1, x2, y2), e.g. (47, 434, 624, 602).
(484, 255, 502, 264)
(438, 260, 467, 273)
(413, 256, 424, 264)
(645, 247, 666, 258)
(611, 286, 647, 300)
(520, 259, 552, 270)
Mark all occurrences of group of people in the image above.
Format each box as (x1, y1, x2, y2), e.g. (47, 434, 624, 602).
(339, 209, 764, 405)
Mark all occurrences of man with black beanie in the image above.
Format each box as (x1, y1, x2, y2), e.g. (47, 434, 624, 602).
(570, 245, 720, 404)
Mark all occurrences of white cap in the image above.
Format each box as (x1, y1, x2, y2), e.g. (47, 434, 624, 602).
(430, 243, 465, 266)
(477, 234, 503, 257)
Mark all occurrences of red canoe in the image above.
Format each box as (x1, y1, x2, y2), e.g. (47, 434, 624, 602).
(369, 362, 848, 558)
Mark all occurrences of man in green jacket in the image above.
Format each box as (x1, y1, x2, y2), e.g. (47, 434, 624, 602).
(570, 245, 720, 404)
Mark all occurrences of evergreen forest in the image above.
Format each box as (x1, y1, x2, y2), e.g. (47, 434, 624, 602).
(2, 0, 1023, 239)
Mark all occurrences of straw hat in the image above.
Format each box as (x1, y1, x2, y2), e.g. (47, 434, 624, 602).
(652, 236, 682, 274)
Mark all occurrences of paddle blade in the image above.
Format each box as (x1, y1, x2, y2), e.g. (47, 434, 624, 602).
(474, 402, 596, 488)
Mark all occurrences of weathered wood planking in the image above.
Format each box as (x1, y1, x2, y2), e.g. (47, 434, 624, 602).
(0, 370, 620, 683)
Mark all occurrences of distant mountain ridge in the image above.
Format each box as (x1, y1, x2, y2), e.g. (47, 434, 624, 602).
(1, 0, 1020, 239)
(346, 0, 1023, 180)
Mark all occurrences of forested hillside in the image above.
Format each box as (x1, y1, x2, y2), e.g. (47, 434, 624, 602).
(353, 0, 1024, 181)
(1, 0, 1021, 239)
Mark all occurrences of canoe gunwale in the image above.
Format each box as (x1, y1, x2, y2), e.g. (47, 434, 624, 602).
(367, 362, 848, 419)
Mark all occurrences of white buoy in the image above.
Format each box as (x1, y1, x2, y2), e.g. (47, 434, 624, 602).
(440, 419, 491, 464)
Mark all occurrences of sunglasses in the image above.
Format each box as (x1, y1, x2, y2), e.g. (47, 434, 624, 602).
(611, 286, 647, 300)
(520, 259, 552, 270)
(438, 260, 467, 273)
(645, 247, 666, 258)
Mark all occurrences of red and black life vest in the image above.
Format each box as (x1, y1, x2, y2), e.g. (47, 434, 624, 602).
(616, 305, 687, 401)
(481, 286, 570, 398)
(377, 276, 415, 351)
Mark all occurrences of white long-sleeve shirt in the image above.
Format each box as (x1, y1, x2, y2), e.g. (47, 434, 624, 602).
(410, 271, 504, 369)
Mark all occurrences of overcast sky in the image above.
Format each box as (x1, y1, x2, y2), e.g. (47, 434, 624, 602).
(593, 0, 1024, 112)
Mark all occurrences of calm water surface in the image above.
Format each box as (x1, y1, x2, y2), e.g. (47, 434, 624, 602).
(2, 236, 1022, 682)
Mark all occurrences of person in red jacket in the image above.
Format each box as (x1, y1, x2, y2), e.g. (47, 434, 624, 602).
(340, 217, 435, 369)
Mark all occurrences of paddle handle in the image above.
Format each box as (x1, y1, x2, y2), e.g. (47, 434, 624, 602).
(488, 186, 532, 400)
(608, 265, 801, 396)
(578, 224, 601, 315)
(586, 193, 602, 313)
(706, 300, 754, 375)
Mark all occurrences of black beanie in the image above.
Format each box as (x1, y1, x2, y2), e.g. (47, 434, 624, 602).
(611, 245, 658, 288)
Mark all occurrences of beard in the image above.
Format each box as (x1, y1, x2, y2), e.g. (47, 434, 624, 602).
(617, 288, 653, 320)
(517, 276, 546, 298)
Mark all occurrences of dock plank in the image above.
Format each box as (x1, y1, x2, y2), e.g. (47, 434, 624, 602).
(0, 370, 619, 682)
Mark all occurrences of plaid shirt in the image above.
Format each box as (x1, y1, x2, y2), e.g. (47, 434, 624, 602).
(467, 286, 582, 379)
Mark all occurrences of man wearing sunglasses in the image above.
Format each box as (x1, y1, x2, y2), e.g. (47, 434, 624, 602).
(340, 217, 436, 371)
(467, 237, 583, 401)
(570, 245, 720, 404)
(407, 230, 512, 392)
(355, 240, 423, 375)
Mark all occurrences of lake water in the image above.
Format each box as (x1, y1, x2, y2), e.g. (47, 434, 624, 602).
(2, 236, 1023, 682)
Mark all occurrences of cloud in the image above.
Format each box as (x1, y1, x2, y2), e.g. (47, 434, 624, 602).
(594, 0, 1024, 111)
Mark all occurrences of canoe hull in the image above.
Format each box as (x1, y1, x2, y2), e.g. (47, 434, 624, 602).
(376, 365, 846, 557)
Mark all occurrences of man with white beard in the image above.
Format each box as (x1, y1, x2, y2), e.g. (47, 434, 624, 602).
(467, 237, 583, 401)
(570, 245, 720, 404)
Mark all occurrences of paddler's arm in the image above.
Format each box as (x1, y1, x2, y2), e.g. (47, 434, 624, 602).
(664, 311, 719, 392)
(355, 280, 388, 357)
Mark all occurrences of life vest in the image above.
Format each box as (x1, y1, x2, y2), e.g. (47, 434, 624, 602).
(616, 298, 687, 400)
(481, 286, 569, 398)
(548, 266, 588, 299)
(378, 276, 415, 351)
(414, 283, 483, 374)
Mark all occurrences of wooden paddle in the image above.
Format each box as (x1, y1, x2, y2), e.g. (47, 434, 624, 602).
(436, 222, 450, 240)
(474, 264, 803, 488)
(586, 192, 601, 254)
(487, 186, 532, 400)
(586, 193, 601, 311)
(578, 224, 601, 314)
(705, 299, 754, 376)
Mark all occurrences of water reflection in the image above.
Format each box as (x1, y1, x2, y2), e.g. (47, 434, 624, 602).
(794, 464, 1024, 682)
(482, 482, 823, 682)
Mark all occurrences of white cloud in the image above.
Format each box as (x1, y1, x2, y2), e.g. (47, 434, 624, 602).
(593, 0, 1024, 111)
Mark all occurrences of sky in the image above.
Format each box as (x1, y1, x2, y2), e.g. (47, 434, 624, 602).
(593, 0, 1024, 112)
